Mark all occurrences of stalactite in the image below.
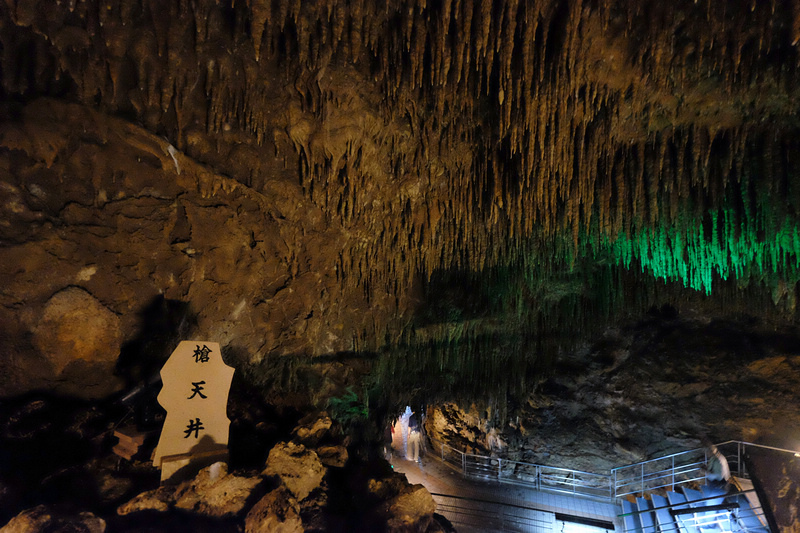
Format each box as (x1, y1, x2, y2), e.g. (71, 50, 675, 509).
(249, 0, 270, 61)
(2, 0, 799, 353)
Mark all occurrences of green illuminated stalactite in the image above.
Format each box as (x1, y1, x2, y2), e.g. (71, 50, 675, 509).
(582, 202, 800, 296)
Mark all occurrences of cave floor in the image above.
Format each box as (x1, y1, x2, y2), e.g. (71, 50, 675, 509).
(389, 431, 620, 532)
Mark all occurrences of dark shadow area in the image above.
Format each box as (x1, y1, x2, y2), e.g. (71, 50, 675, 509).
(0, 392, 143, 524)
(745, 447, 797, 533)
(115, 296, 197, 430)
(105, 509, 242, 533)
(225, 370, 301, 471)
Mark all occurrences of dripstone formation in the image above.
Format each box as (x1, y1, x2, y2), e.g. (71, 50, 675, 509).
(2, 1, 800, 531)
(2, 0, 800, 393)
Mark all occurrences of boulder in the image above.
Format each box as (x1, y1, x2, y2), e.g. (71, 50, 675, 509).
(291, 412, 333, 446)
(263, 442, 325, 501)
(116, 486, 174, 515)
(32, 287, 121, 376)
(118, 462, 261, 518)
(384, 484, 436, 532)
(0, 505, 105, 533)
(20, 286, 125, 397)
(368, 475, 437, 532)
(173, 462, 261, 517)
(316, 444, 349, 468)
(244, 486, 303, 533)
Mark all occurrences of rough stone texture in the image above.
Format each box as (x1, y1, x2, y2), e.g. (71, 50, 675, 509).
(2, 0, 800, 406)
(0, 96, 412, 397)
(244, 486, 303, 533)
(291, 412, 333, 447)
(116, 487, 172, 515)
(427, 316, 800, 476)
(173, 462, 261, 517)
(316, 445, 349, 468)
(25, 286, 124, 397)
(747, 449, 800, 533)
(369, 475, 436, 532)
(0, 505, 106, 533)
(262, 442, 325, 502)
(384, 486, 436, 533)
(117, 462, 261, 518)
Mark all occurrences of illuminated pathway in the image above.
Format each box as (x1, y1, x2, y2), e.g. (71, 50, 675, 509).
(389, 428, 620, 532)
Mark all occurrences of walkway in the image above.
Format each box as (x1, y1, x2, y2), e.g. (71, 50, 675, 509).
(388, 427, 621, 532)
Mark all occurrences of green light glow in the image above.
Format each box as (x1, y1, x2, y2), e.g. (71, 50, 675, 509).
(587, 207, 800, 295)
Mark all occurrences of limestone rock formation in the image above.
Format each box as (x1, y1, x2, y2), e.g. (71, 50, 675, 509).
(30, 286, 123, 396)
(244, 486, 303, 533)
(0, 2, 799, 529)
(426, 315, 800, 476)
(2, 0, 800, 400)
(369, 475, 437, 532)
(0, 97, 407, 397)
(117, 462, 262, 517)
(747, 448, 800, 533)
(262, 441, 325, 502)
(0, 506, 106, 533)
(317, 444, 349, 468)
(291, 411, 333, 447)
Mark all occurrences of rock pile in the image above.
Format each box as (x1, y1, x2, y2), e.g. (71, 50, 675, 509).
(0, 410, 445, 532)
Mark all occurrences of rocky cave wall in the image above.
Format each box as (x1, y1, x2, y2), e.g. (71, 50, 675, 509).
(1, 0, 800, 398)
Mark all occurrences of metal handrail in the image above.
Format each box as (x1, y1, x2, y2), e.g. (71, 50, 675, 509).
(612, 440, 798, 474)
(424, 436, 798, 501)
(427, 436, 614, 500)
(611, 440, 799, 498)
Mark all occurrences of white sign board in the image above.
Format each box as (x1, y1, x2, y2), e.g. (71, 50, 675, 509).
(153, 341, 235, 471)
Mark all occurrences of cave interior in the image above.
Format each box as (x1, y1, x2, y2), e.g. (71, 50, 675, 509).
(1, 0, 800, 530)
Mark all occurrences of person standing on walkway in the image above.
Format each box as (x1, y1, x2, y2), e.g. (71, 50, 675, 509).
(400, 406, 412, 456)
(704, 443, 730, 491)
(407, 412, 421, 462)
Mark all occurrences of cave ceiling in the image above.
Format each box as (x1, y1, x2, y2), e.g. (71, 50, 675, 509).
(1, 0, 800, 395)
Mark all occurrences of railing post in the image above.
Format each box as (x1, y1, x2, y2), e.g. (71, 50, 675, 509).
(641, 462, 645, 496)
(671, 456, 675, 492)
(497, 458, 502, 480)
(613, 469, 617, 499)
(462, 452, 466, 476)
(737, 441, 743, 477)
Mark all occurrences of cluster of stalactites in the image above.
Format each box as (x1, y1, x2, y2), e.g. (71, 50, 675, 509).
(240, 0, 800, 272)
(1, 0, 799, 310)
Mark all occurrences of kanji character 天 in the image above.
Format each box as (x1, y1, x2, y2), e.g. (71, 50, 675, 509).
(187, 381, 208, 399)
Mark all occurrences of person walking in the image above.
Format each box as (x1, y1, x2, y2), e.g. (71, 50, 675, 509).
(407, 412, 421, 462)
(704, 443, 731, 491)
